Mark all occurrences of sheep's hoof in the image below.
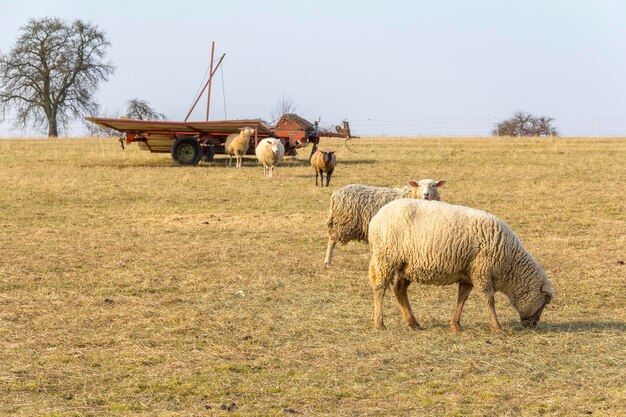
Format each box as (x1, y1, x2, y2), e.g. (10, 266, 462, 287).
(450, 323, 463, 333)
(375, 322, 387, 331)
(324, 261, 332, 269)
(408, 320, 423, 331)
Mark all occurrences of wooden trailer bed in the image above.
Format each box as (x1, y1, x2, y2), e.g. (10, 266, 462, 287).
(85, 114, 353, 165)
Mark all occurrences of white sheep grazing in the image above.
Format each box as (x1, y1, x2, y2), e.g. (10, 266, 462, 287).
(225, 127, 255, 168)
(368, 199, 554, 333)
(255, 138, 285, 177)
(324, 180, 446, 267)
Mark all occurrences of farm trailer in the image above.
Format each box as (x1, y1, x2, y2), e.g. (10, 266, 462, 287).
(85, 113, 353, 165)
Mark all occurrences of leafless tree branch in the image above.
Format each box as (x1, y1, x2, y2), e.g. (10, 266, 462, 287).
(269, 94, 298, 125)
(125, 98, 166, 120)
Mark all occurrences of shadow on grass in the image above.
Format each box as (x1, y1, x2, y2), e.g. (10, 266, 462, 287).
(542, 321, 626, 332)
(421, 320, 626, 333)
(495, 320, 626, 333)
(84, 159, 377, 169)
(280, 158, 378, 167)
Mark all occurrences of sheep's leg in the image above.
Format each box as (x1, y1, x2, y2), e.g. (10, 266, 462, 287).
(326, 169, 333, 187)
(236, 155, 242, 168)
(227, 155, 232, 167)
(324, 237, 336, 267)
(393, 277, 421, 330)
(269, 165, 273, 178)
(369, 260, 390, 330)
(450, 282, 473, 332)
(480, 288, 502, 333)
(315, 171, 319, 186)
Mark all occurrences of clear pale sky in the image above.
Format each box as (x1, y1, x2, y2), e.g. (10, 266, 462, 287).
(1, 0, 625, 133)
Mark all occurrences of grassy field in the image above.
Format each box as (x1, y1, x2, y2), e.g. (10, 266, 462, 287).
(0, 136, 624, 416)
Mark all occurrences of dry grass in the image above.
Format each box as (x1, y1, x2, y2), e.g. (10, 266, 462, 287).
(0, 136, 624, 416)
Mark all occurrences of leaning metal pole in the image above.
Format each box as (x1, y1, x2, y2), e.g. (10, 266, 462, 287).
(184, 53, 225, 122)
(205, 41, 215, 121)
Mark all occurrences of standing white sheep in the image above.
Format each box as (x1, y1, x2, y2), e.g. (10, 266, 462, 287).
(368, 199, 554, 332)
(255, 138, 285, 177)
(225, 127, 255, 168)
(324, 179, 446, 267)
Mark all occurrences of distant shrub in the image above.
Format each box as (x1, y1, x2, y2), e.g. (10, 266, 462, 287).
(493, 111, 558, 137)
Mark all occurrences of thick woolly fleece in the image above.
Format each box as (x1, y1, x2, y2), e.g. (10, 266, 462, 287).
(323, 181, 446, 267)
(368, 199, 553, 328)
(327, 184, 420, 245)
(255, 138, 285, 177)
(225, 127, 255, 167)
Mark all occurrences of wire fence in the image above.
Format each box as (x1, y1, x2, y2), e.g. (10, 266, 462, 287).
(2, 117, 626, 138)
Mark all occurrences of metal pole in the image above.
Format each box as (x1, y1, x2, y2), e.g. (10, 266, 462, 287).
(206, 41, 215, 121)
(184, 53, 225, 122)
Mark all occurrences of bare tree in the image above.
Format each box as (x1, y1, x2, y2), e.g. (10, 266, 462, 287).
(125, 98, 166, 120)
(0, 17, 115, 137)
(493, 111, 558, 137)
(270, 94, 298, 124)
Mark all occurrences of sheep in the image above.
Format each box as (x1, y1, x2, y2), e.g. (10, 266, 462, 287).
(225, 127, 255, 168)
(368, 199, 554, 333)
(411, 178, 447, 201)
(255, 138, 285, 177)
(310, 149, 337, 187)
(323, 180, 447, 267)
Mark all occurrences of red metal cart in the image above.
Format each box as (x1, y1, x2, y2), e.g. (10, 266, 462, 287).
(85, 114, 352, 165)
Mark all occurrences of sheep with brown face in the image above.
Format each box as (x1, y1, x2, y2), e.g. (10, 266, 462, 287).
(368, 199, 554, 333)
(310, 149, 336, 187)
(225, 127, 255, 168)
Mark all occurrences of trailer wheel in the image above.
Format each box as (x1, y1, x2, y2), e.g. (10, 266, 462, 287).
(171, 137, 202, 165)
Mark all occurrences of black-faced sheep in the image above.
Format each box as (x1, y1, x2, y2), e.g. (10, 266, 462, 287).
(368, 199, 554, 333)
(310, 149, 336, 187)
(225, 127, 255, 168)
(324, 180, 446, 267)
(255, 138, 285, 177)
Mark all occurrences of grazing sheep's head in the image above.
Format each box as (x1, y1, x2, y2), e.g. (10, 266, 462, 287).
(407, 179, 447, 200)
(517, 279, 554, 328)
(240, 127, 255, 136)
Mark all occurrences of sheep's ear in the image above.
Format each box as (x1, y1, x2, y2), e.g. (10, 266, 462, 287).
(541, 281, 554, 303)
(436, 179, 447, 187)
(407, 180, 419, 188)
